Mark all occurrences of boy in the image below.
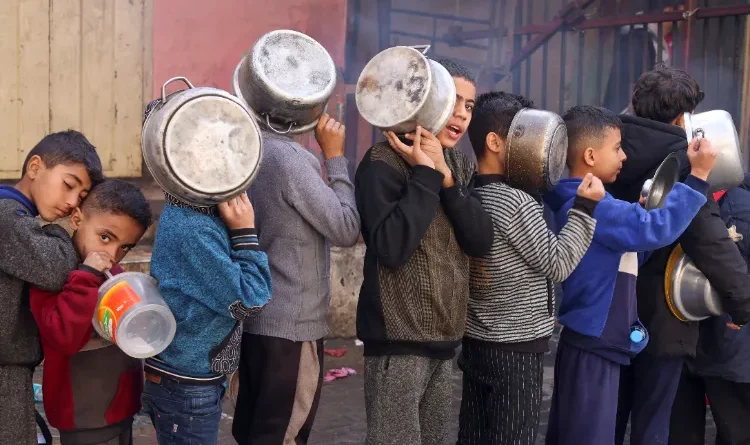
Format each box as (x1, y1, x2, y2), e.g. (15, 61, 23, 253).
(457, 92, 601, 445)
(543, 105, 715, 445)
(0, 130, 102, 445)
(233, 110, 359, 444)
(611, 65, 750, 445)
(30, 179, 153, 445)
(355, 58, 493, 445)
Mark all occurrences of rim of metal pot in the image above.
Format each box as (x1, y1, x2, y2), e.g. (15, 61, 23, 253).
(231, 56, 322, 136)
(355, 45, 434, 130)
(250, 29, 337, 104)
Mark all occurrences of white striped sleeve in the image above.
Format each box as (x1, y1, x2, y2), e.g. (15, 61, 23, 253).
(503, 199, 596, 283)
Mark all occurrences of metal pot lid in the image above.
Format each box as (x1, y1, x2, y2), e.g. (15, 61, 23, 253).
(164, 95, 262, 195)
(251, 30, 336, 103)
(356, 46, 432, 129)
(665, 244, 724, 322)
(643, 152, 680, 210)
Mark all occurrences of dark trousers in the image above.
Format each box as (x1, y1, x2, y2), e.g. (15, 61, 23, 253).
(615, 352, 684, 445)
(546, 342, 621, 445)
(232, 334, 324, 445)
(457, 344, 544, 445)
(669, 365, 750, 445)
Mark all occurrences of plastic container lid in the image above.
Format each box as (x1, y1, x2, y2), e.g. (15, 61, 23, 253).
(115, 303, 177, 359)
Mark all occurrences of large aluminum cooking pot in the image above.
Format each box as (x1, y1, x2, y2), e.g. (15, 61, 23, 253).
(665, 245, 723, 321)
(684, 110, 743, 192)
(142, 77, 263, 206)
(232, 30, 336, 136)
(356, 45, 456, 135)
(641, 152, 681, 210)
(504, 109, 567, 196)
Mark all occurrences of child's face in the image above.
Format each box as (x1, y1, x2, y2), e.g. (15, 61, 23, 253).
(69, 209, 145, 265)
(26, 157, 93, 222)
(436, 77, 476, 148)
(586, 127, 627, 184)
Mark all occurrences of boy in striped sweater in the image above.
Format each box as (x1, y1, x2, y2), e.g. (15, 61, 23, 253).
(457, 92, 602, 445)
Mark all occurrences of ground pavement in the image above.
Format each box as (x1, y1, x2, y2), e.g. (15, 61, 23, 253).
(35, 332, 717, 444)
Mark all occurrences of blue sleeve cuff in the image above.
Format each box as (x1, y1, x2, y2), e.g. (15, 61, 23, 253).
(684, 175, 710, 196)
(229, 228, 260, 251)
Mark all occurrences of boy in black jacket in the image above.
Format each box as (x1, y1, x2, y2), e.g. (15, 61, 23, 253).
(355, 59, 493, 445)
(0, 131, 102, 445)
(609, 64, 750, 445)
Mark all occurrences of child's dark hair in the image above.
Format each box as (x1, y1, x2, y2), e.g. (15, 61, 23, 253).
(81, 179, 153, 230)
(468, 91, 535, 160)
(22, 130, 103, 184)
(631, 63, 704, 124)
(563, 106, 622, 165)
(434, 58, 476, 84)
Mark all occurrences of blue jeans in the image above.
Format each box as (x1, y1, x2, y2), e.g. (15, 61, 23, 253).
(142, 379, 225, 445)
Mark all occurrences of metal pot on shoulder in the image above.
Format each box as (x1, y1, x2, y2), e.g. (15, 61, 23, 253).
(504, 109, 568, 196)
(665, 244, 724, 322)
(232, 30, 337, 135)
(355, 45, 456, 135)
(142, 77, 263, 206)
(684, 110, 743, 192)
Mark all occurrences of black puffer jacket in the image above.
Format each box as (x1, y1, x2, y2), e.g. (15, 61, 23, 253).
(608, 115, 750, 358)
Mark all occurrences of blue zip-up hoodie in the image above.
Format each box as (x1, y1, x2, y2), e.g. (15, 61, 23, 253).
(145, 203, 272, 381)
(545, 176, 708, 363)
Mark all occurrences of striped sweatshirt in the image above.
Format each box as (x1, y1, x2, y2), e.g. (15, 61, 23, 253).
(466, 175, 597, 350)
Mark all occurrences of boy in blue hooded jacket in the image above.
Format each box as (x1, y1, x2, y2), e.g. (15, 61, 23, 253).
(543, 105, 715, 445)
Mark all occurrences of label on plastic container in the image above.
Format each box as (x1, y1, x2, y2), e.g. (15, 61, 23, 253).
(97, 281, 142, 343)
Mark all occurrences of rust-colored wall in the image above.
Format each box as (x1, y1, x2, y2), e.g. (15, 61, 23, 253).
(152, 0, 347, 95)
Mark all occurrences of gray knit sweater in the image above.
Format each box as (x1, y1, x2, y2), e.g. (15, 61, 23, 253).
(246, 133, 360, 341)
(0, 195, 79, 366)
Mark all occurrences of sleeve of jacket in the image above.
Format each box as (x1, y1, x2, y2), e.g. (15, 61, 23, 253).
(29, 269, 103, 356)
(440, 177, 494, 257)
(593, 176, 708, 252)
(285, 155, 361, 247)
(0, 212, 79, 291)
(355, 159, 444, 269)
(178, 226, 273, 320)
(505, 197, 596, 283)
(680, 198, 750, 325)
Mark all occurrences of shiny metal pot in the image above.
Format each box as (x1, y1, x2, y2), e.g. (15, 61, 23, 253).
(142, 77, 263, 206)
(232, 30, 337, 135)
(665, 245, 723, 322)
(641, 152, 681, 210)
(684, 110, 743, 192)
(505, 109, 568, 196)
(356, 45, 456, 135)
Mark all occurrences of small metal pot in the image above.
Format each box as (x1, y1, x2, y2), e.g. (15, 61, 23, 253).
(142, 77, 263, 206)
(355, 45, 456, 135)
(665, 245, 724, 322)
(684, 110, 743, 192)
(505, 109, 568, 196)
(641, 152, 681, 210)
(232, 30, 337, 136)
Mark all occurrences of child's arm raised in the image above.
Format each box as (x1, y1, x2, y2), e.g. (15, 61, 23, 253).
(505, 178, 599, 283)
(0, 204, 79, 291)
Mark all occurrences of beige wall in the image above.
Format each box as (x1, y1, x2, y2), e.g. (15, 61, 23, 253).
(0, 0, 152, 180)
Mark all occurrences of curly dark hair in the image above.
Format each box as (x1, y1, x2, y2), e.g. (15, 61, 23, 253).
(82, 179, 153, 230)
(434, 58, 476, 84)
(631, 63, 704, 123)
(468, 91, 535, 160)
(22, 130, 103, 184)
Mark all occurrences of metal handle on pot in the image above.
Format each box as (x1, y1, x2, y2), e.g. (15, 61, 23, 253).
(409, 44, 431, 55)
(161, 77, 195, 102)
(264, 114, 295, 135)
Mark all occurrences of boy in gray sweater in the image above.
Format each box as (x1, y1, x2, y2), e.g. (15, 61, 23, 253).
(233, 112, 360, 444)
(0, 130, 102, 445)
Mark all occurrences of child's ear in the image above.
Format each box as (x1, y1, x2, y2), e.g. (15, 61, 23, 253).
(583, 147, 596, 167)
(25, 155, 44, 179)
(69, 208, 84, 231)
(485, 132, 505, 156)
(672, 113, 686, 129)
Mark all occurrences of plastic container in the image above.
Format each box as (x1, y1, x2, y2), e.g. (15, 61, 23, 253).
(93, 272, 176, 359)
